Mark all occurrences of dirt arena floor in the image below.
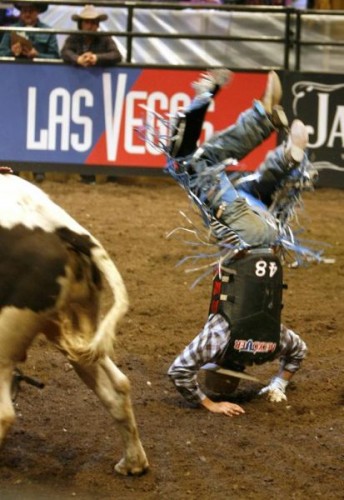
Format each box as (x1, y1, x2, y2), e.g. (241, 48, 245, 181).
(1, 175, 343, 500)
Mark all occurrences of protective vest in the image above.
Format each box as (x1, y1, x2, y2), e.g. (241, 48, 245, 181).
(209, 250, 283, 367)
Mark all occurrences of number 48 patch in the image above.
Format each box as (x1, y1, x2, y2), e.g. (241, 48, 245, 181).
(255, 259, 278, 277)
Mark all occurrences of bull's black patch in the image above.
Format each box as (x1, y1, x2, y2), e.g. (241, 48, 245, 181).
(0, 225, 69, 312)
(56, 227, 94, 256)
(56, 227, 101, 287)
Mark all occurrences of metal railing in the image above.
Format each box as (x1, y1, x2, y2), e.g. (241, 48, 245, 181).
(0, 1, 343, 72)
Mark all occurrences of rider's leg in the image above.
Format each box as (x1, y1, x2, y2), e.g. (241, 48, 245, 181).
(169, 69, 232, 158)
(194, 71, 288, 165)
(236, 119, 310, 207)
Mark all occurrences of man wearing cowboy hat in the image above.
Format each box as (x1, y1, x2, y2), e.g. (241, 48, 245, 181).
(61, 4, 123, 184)
(61, 4, 122, 68)
(0, 2, 59, 59)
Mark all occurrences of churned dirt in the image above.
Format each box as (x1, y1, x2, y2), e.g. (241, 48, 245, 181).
(0, 175, 343, 500)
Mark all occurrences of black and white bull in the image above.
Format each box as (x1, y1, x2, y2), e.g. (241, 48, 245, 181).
(0, 169, 148, 475)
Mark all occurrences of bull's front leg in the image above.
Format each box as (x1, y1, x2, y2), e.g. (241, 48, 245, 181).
(72, 357, 149, 476)
(0, 364, 16, 447)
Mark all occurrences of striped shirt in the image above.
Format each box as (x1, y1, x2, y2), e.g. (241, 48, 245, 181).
(167, 313, 307, 405)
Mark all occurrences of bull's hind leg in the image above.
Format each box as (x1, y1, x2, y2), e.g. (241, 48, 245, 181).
(0, 364, 16, 446)
(0, 309, 43, 447)
(72, 356, 149, 475)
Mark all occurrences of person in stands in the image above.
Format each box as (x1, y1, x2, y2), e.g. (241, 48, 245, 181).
(61, 4, 123, 184)
(0, 2, 59, 60)
(0, 2, 59, 183)
(61, 4, 122, 68)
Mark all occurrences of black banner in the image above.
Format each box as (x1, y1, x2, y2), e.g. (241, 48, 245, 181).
(282, 72, 344, 188)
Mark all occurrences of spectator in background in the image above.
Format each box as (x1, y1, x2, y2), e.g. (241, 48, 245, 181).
(188, 0, 223, 4)
(242, 1, 286, 4)
(61, 4, 122, 68)
(0, 7, 19, 41)
(289, 1, 308, 7)
(0, 2, 59, 183)
(0, 2, 59, 59)
(61, 4, 123, 184)
(310, 0, 337, 7)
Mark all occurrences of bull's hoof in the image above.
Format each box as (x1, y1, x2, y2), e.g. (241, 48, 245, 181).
(114, 456, 149, 476)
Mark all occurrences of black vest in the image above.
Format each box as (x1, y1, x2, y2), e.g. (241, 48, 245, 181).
(209, 250, 283, 367)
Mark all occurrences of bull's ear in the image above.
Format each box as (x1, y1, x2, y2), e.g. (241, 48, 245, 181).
(0, 166, 14, 174)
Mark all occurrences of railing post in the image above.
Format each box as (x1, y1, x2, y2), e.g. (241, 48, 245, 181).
(284, 9, 291, 71)
(126, 4, 134, 64)
(294, 11, 302, 72)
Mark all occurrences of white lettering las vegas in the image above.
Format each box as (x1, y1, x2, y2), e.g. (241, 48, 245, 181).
(26, 73, 216, 159)
(103, 73, 127, 161)
(27, 87, 93, 151)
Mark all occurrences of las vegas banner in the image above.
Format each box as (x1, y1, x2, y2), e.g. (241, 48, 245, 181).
(0, 63, 343, 186)
(0, 64, 277, 175)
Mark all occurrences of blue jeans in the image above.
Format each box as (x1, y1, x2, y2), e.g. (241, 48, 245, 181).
(195, 101, 274, 163)
(187, 102, 280, 247)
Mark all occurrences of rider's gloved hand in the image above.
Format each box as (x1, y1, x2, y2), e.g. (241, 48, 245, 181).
(258, 376, 288, 402)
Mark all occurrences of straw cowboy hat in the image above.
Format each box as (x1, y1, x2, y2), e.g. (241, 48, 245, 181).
(15, 2, 49, 13)
(71, 4, 108, 23)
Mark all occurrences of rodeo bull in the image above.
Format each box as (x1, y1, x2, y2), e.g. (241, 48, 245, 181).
(0, 167, 148, 476)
